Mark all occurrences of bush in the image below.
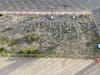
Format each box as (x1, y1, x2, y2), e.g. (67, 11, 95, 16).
(0, 36, 19, 46)
(17, 48, 40, 55)
(27, 48, 40, 54)
(8, 39, 18, 46)
(0, 48, 5, 52)
(24, 33, 38, 43)
(0, 14, 3, 17)
(0, 48, 12, 56)
(17, 49, 27, 54)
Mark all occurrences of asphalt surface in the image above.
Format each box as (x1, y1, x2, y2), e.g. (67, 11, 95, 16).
(0, 0, 85, 11)
(0, 57, 100, 75)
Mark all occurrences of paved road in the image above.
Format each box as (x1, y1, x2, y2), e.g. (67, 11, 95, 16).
(0, 57, 99, 75)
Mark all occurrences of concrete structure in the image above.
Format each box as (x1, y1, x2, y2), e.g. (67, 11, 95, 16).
(0, 11, 91, 15)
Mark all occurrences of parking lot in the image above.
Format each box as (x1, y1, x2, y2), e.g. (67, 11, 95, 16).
(0, 0, 85, 11)
(0, 57, 100, 75)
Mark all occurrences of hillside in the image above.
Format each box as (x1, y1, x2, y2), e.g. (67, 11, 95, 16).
(0, 14, 99, 58)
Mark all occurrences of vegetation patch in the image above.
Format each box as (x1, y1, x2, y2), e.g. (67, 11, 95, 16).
(0, 48, 12, 56)
(17, 48, 41, 55)
(0, 14, 3, 17)
(24, 33, 38, 43)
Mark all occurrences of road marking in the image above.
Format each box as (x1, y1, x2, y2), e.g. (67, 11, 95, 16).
(4, 0, 10, 9)
(43, 0, 51, 10)
(21, 0, 29, 10)
(36, 0, 46, 11)
(0, 3, 4, 10)
(13, 0, 21, 10)
(28, 0, 37, 11)
(75, 61, 96, 75)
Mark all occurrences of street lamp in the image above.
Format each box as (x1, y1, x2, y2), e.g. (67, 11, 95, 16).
(50, 6, 55, 20)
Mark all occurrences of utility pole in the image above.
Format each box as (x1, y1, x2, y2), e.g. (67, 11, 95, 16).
(50, 6, 55, 20)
